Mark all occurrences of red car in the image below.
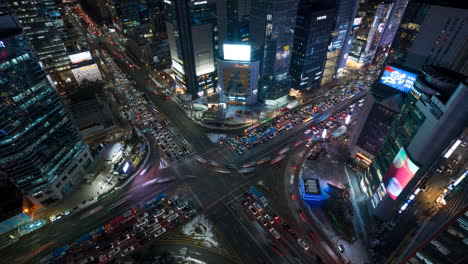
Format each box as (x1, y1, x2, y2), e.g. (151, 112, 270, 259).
(298, 210, 307, 222)
(290, 192, 297, 200)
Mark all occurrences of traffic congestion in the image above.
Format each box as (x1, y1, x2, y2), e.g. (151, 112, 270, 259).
(226, 79, 369, 155)
(40, 194, 196, 264)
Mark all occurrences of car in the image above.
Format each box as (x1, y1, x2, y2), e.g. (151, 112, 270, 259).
(304, 129, 311, 135)
(136, 217, 148, 227)
(167, 213, 179, 222)
(185, 209, 197, 218)
(253, 202, 263, 211)
(161, 210, 174, 219)
(153, 209, 165, 218)
(436, 165, 445, 174)
(177, 201, 189, 210)
(248, 205, 257, 215)
(306, 142, 313, 148)
(269, 228, 281, 239)
(338, 244, 345, 252)
(149, 223, 162, 233)
(138, 212, 148, 219)
(154, 227, 166, 238)
(290, 192, 297, 200)
(313, 130, 319, 135)
(298, 210, 307, 222)
(258, 217, 268, 226)
(107, 246, 121, 257)
(117, 234, 131, 245)
(297, 238, 309, 251)
(121, 245, 135, 256)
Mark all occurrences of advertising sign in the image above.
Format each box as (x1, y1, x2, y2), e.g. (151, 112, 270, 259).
(69, 51, 92, 64)
(383, 148, 419, 200)
(223, 44, 251, 61)
(380, 65, 417, 93)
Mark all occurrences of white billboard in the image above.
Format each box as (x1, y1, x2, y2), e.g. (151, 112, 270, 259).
(69, 51, 92, 64)
(223, 44, 251, 61)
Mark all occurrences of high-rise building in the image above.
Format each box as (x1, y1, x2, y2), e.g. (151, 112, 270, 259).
(321, 0, 359, 84)
(347, 0, 395, 69)
(0, 15, 92, 206)
(226, 0, 251, 43)
(371, 0, 408, 64)
(147, 0, 167, 40)
(387, 0, 468, 75)
(0, 0, 71, 76)
(290, 4, 336, 91)
(366, 66, 467, 219)
(108, 0, 152, 42)
(250, 0, 298, 105)
(348, 87, 404, 168)
(164, 0, 218, 98)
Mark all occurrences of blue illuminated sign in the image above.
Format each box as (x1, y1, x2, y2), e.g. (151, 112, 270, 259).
(380, 65, 417, 93)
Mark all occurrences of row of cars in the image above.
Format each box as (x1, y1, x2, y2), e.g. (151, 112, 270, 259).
(46, 195, 197, 264)
(241, 189, 312, 253)
(227, 79, 367, 155)
(149, 120, 191, 162)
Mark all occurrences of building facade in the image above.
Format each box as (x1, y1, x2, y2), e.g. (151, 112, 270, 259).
(321, 0, 359, 84)
(250, 0, 298, 105)
(347, 0, 395, 69)
(108, 0, 152, 42)
(164, 0, 218, 98)
(367, 66, 468, 219)
(387, 1, 468, 75)
(0, 15, 92, 206)
(0, 0, 71, 77)
(217, 59, 260, 105)
(290, 5, 335, 91)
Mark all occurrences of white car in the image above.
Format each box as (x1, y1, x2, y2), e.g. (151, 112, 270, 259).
(297, 238, 309, 250)
(304, 129, 311, 135)
(313, 130, 320, 135)
(121, 246, 135, 257)
(269, 228, 281, 239)
(154, 227, 166, 238)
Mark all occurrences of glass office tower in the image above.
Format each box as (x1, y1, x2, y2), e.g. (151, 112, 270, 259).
(250, 0, 298, 105)
(164, 0, 218, 98)
(0, 0, 71, 74)
(0, 15, 92, 206)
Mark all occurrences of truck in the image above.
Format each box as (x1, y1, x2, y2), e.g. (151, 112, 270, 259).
(250, 186, 268, 207)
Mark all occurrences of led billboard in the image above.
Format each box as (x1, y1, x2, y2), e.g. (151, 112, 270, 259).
(380, 65, 417, 93)
(383, 148, 419, 200)
(69, 51, 92, 64)
(223, 44, 251, 61)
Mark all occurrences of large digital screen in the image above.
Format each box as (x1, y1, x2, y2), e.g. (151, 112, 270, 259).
(383, 148, 419, 200)
(69, 51, 92, 64)
(380, 65, 417, 93)
(223, 44, 251, 61)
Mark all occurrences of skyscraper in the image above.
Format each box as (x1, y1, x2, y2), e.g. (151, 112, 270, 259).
(164, 0, 218, 98)
(321, 0, 359, 84)
(226, 0, 251, 42)
(0, 0, 71, 75)
(0, 15, 92, 206)
(290, 4, 336, 91)
(347, 0, 395, 69)
(367, 66, 467, 219)
(250, 0, 298, 105)
(108, 0, 152, 42)
(387, 0, 468, 75)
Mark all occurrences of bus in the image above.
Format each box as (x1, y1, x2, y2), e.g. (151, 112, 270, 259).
(303, 116, 313, 124)
(276, 120, 291, 130)
(244, 123, 261, 135)
(144, 193, 167, 210)
(250, 186, 268, 207)
(260, 118, 273, 128)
